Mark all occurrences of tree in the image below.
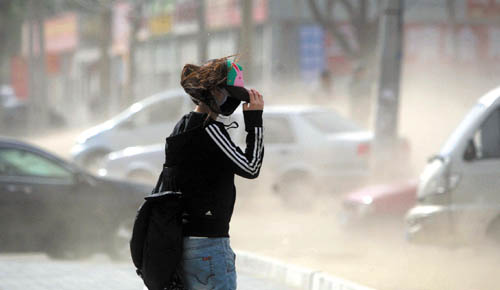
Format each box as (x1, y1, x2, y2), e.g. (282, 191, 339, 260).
(306, 0, 384, 127)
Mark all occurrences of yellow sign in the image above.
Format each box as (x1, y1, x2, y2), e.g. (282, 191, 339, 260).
(150, 14, 173, 36)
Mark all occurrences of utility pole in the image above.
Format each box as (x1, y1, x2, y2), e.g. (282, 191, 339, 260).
(240, 0, 253, 82)
(27, 0, 35, 133)
(99, 6, 112, 118)
(374, 0, 404, 172)
(446, 0, 458, 58)
(127, 0, 143, 108)
(197, 0, 207, 63)
(35, 0, 48, 129)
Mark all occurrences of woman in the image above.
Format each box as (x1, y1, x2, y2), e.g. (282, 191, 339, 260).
(162, 56, 264, 290)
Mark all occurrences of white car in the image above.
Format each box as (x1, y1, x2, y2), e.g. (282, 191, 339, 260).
(71, 89, 193, 172)
(98, 106, 373, 203)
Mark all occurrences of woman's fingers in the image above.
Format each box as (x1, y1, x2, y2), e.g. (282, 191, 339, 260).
(243, 89, 264, 111)
(249, 89, 257, 103)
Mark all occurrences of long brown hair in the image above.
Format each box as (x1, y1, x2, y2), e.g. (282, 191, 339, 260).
(180, 55, 239, 113)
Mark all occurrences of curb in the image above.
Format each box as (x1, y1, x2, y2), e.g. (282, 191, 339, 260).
(235, 250, 376, 290)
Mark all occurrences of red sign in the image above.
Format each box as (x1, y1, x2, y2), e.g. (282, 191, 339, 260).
(44, 13, 78, 53)
(46, 53, 61, 75)
(324, 24, 356, 75)
(467, 0, 500, 20)
(206, 0, 268, 29)
(10, 56, 29, 100)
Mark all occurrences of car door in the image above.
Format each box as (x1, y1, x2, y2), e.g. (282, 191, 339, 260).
(452, 107, 500, 239)
(0, 146, 76, 252)
(261, 114, 298, 174)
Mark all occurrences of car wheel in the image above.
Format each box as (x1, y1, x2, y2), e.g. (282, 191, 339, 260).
(275, 171, 317, 210)
(83, 150, 109, 174)
(107, 218, 134, 262)
(128, 170, 156, 185)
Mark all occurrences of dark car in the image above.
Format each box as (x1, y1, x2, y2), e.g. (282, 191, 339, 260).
(0, 138, 150, 260)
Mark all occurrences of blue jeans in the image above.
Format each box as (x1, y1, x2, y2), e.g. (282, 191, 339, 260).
(181, 237, 237, 290)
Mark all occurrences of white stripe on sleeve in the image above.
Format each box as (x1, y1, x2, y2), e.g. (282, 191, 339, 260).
(205, 124, 263, 174)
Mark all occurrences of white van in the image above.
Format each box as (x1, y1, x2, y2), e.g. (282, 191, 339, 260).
(405, 87, 500, 245)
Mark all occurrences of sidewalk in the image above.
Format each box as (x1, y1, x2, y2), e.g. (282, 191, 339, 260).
(0, 254, 297, 290)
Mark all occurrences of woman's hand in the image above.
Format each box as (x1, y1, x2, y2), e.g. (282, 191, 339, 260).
(242, 89, 264, 111)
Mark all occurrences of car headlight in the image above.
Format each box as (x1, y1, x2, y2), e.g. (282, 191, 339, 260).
(418, 158, 452, 201)
(343, 198, 374, 216)
(97, 168, 108, 177)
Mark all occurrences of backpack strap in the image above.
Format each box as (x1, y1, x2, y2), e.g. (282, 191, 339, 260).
(152, 165, 166, 194)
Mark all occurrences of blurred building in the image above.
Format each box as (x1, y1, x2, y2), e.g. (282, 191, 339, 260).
(7, 0, 500, 127)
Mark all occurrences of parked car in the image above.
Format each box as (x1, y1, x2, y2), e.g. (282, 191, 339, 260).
(406, 86, 500, 246)
(71, 89, 193, 172)
(0, 138, 149, 259)
(339, 179, 417, 226)
(98, 106, 374, 206)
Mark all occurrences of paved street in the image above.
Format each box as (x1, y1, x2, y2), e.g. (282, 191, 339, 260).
(0, 253, 295, 290)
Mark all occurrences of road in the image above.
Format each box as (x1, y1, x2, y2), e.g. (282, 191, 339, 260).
(0, 254, 296, 290)
(25, 126, 500, 290)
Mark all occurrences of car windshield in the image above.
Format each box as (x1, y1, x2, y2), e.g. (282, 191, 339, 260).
(440, 103, 486, 156)
(302, 111, 362, 134)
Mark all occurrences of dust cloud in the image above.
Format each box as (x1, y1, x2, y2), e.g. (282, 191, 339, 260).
(229, 67, 500, 290)
(25, 66, 500, 290)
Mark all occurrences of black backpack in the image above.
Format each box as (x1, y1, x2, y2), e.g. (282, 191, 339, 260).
(130, 168, 186, 290)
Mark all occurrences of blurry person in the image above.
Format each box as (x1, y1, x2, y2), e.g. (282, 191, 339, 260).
(312, 70, 334, 105)
(164, 56, 264, 289)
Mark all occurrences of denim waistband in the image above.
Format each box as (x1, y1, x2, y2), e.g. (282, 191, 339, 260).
(183, 237, 230, 251)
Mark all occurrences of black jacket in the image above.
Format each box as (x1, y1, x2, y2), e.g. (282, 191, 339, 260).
(163, 110, 264, 237)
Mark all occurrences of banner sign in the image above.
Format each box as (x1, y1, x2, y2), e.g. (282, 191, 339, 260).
(44, 13, 78, 53)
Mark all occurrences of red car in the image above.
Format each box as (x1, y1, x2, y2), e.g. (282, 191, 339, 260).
(339, 179, 418, 225)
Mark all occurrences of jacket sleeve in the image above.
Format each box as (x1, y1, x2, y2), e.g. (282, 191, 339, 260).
(204, 110, 264, 179)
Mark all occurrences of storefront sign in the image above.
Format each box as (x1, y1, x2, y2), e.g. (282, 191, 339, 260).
(405, 24, 491, 65)
(10, 56, 29, 100)
(44, 13, 78, 53)
(206, 0, 268, 29)
(467, 0, 500, 20)
(150, 14, 173, 36)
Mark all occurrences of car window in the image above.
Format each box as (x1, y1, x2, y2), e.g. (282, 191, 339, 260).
(149, 96, 184, 123)
(470, 108, 500, 159)
(302, 111, 361, 134)
(264, 116, 295, 144)
(132, 96, 184, 126)
(0, 148, 72, 178)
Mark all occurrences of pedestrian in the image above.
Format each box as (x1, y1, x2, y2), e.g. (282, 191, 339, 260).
(166, 56, 264, 290)
(312, 69, 334, 105)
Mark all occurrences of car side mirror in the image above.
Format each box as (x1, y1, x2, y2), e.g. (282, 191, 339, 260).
(463, 139, 477, 162)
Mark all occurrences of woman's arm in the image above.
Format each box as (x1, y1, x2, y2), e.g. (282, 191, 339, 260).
(205, 89, 264, 179)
